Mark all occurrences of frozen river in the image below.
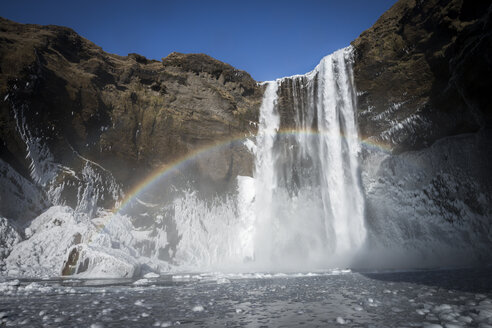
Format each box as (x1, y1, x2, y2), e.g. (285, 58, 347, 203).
(1, 267, 492, 327)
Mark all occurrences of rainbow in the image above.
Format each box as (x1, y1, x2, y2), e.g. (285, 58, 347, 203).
(111, 133, 252, 215)
(108, 129, 393, 218)
(87, 129, 394, 241)
(86, 129, 395, 244)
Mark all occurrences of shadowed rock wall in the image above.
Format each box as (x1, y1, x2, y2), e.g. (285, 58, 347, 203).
(352, 0, 491, 152)
(0, 17, 263, 219)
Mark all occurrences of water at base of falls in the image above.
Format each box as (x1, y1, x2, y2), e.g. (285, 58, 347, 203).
(172, 47, 367, 272)
(4, 268, 492, 328)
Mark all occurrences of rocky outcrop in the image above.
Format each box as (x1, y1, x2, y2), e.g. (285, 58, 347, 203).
(352, 0, 491, 152)
(0, 17, 262, 220)
(350, 0, 492, 256)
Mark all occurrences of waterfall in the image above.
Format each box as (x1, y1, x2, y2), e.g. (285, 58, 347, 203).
(170, 47, 366, 271)
(252, 46, 366, 269)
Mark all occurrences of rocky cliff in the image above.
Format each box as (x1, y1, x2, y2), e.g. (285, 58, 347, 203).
(350, 0, 492, 258)
(0, 17, 262, 222)
(352, 0, 491, 152)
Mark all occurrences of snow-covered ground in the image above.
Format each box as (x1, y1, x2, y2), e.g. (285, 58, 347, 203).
(3, 206, 170, 279)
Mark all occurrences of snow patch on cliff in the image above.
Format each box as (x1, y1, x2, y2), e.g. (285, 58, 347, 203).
(380, 114, 432, 144)
(7, 98, 122, 219)
(12, 104, 59, 187)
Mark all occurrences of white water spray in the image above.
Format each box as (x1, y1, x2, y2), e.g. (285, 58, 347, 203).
(251, 46, 366, 269)
(170, 47, 366, 271)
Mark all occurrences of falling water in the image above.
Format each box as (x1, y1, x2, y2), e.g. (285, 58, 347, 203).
(170, 47, 366, 271)
(252, 46, 366, 269)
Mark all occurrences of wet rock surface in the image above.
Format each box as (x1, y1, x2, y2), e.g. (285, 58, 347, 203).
(1, 268, 492, 327)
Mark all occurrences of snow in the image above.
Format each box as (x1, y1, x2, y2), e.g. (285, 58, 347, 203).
(372, 101, 406, 121)
(172, 189, 253, 271)
(192, 305, 204, 312)
(3, 206, 168, 278)
(135, 198, 158, 207)
(380, 114, 432, 144)
(5, 206, 89, 277)
(7, 101, 122, 221)
(216, 277, 230, 284)
(143, 272, 160, 278)
(74, 162, 122, 218)
(336, 316, 346, 324)
(0, 217, 22, 270)
(12, 103, 61, 190)
(68, 244, 139, 279)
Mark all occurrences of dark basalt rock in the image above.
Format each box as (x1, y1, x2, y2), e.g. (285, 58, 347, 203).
(351, 0, 492, 153)
(0, 17, 263, 219)
(350, 0, 492, 251)
(61, 247, 79, 276)
(162, 52, 260, 97)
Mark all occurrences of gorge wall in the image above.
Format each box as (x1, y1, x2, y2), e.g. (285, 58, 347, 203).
(353, 0, 492, 264)
(0, 0, 491, 276)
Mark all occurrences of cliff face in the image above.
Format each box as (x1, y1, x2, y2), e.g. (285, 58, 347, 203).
(350, 0, 492, 256)
(0, 17, 262, 220)
(352, 0, 491, 152)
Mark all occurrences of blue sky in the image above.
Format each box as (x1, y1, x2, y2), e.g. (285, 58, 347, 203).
(3, 0, 396, 81)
